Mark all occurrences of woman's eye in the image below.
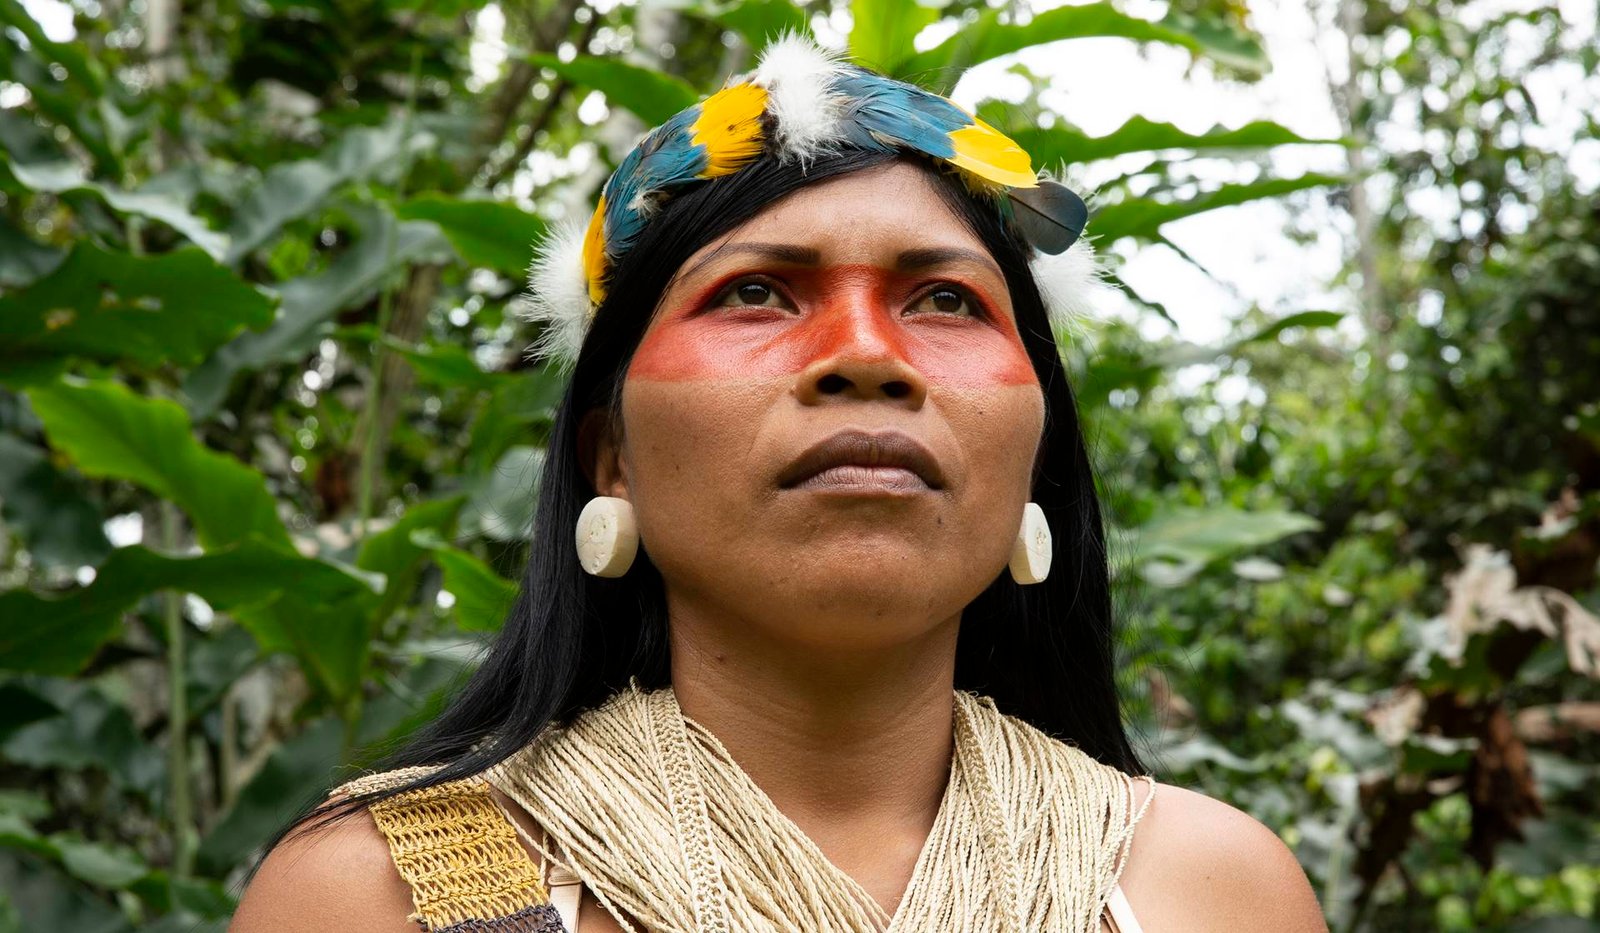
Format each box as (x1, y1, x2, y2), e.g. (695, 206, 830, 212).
(712, 278, 788, 309)
(909, 285, 979, 317)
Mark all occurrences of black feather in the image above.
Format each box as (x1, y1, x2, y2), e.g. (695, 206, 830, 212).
(1009, 181, 1088, 254)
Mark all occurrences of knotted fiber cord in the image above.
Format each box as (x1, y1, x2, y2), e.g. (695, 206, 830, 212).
(484, 685, 1155, 933)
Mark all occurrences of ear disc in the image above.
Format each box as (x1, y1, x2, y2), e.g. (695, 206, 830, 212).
(1009, 181, 1089, 255)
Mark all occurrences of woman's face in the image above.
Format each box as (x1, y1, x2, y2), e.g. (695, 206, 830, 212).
(593, 161, 1046, 652)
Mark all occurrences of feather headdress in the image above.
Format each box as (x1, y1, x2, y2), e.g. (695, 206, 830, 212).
(519, 32, 1110, 366)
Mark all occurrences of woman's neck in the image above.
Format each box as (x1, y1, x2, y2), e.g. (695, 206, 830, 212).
(667, 600, 961, 907)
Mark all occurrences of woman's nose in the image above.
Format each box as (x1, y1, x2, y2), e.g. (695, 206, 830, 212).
(792, 302, 928, 407)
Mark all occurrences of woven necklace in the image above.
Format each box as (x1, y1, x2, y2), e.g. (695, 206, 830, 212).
(486, 685, 1152, 933)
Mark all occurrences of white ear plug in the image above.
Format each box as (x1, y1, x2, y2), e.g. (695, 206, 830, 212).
(576, 496, 639, 578)
(1009, 502, 1052, 585)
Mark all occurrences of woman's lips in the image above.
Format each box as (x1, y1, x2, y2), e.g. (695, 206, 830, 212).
(778, 429, 946, 493)
(790, 464, 930, 492)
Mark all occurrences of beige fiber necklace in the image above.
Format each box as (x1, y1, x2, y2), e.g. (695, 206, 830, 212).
(486, 685, 1154, 933)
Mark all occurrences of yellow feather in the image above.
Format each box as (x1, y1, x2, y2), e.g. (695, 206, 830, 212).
(582, 195, 608, 309)
(691, 82, 769, 178)
(945, 115, 1038, 189)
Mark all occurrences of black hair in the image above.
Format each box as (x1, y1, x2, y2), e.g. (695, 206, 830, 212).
(291, 145, 1143, 843)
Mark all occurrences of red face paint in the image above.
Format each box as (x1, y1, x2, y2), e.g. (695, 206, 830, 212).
(627, 263, 1037, 388)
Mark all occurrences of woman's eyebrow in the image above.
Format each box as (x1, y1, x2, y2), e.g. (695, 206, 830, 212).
(686, 242, 1004, 280)
(894, 246, 1004, 280)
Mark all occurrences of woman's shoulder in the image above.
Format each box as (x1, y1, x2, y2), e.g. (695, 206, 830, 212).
(230, 766, 558, 933)
(1118, 781, 1328, 932)
(229, 799, 417, 933)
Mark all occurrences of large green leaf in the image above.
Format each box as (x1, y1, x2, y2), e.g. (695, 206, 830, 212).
(0, 680, 162, 798)
(0, 435, 111, 570)
(0, 542, 377, 675)
(395, 195, 545, 277)
(356, 496, 468, 587)
(225, 120, 434, 264)
(50, 837, 148, 889)
(0, 243, 274, 373)
(0, 851, 126, 933)
(461, 446, 542, 543)
(383, 337, 501, 391)
(0, 154, 227, 260)
(1233, 310, 1345, 347)
(26, 378, 289, 552)
(464, 368, 566, 477)
(185, 200, 452, 416)
(0, 213, 64, 288)
(1009, 116, 1337, 168)
(1090, 173, 1343, 244)
(849, 0, 939, 74)
(436, 548, 517, 631)
(1128, 505, 1320, 587)
(525, 53, 699, 125)
(356, 494, 466, 626)
(897, 3, 1268, 85)
(411, 531, 518, 632)
(236, 590, 377, 705)
(0, 2, 106, 97)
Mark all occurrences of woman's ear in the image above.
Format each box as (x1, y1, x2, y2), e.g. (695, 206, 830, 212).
(577, 408, 629, 500)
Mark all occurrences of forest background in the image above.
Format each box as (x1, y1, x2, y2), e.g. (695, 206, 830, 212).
(0, 0, 1596, 928)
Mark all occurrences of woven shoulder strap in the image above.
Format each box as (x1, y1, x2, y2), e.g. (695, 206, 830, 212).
(334, 766, 567, 933)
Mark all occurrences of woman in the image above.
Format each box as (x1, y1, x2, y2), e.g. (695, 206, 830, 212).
(232, 35, 1326, 933)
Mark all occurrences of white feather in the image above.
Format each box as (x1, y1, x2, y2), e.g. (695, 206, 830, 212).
(751, 31, 849, 165)
(1027, 236, 1114, 337)
(514, 219, 593, 368)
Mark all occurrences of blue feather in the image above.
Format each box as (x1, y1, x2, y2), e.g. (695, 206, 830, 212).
(601, 105, 712, 260)
(833, 71, 968, 161)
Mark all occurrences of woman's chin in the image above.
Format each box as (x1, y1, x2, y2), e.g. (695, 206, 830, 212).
(749, 558, 991, 644)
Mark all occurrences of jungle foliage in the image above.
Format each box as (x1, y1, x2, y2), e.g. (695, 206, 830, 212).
(0, 0, 1595, 929)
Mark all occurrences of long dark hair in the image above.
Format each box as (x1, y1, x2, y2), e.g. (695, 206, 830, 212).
(305, 145, 1142, 834)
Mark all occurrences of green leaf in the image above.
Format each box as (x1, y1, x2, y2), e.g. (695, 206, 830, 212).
(184, 624, 262, 718)
(526, 53, 699, 125)
(0, 213, 64, 288)
(1011, 116, 1337, 168)
(395, 195, 545, 277)
(185, 200, 452, 417)
(0, 435, 111, 570)
(461, 446, 542, 543)
(0, 243, 275, 373)
(226, 120, 434, 264)
(357, 495, 467, 588)
(850, 0, 939, 73)
(382, 336, 500, 391)
(352, 651, 475, 748)
(0, 850, 126, 933)
(224, 160, 340, 265)
(0, 542, 378, 675)
(412, 532, 518, 632)
(0, 684, 58, 746)
(25, 378, 289, 552)
(1090, 173, 1343, 244)
(1, 682, 162, 797)
(0, 2, 106, 96)
(1234, 310, 1344, 346)
(1130, 506, 1320, 587)
(52, 837, 147, 889)
(897, 3, 1268, 85)
(0, 153, 228, 260)
(465, 369, 566, 476)
(237, 591, 376, 704)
